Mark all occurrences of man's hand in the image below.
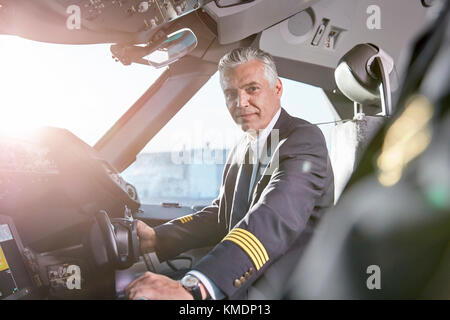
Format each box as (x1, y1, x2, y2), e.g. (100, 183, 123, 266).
(125, 272, 193, 300)
(137, 220, 156, 253)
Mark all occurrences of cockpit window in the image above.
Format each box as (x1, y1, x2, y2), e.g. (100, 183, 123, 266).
(121, 72, 335, 207)
(0, 35, 335, 208)
(0, 36, 165, 143)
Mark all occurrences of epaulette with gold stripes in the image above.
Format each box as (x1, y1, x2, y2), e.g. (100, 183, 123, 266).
(222, 228, 269, 270)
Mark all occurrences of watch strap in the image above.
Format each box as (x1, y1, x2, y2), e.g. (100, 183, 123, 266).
(189, 284, 202, 300)
(181, 275, 203, 300)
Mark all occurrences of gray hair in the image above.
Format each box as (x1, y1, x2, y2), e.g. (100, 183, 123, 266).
(218, 47, 278, 88)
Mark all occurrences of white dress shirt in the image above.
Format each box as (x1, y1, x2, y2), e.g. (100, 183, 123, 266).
(246, 108, 281, 201)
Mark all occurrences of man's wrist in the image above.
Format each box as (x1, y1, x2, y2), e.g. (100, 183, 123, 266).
(198, 281, 209, 300)
(180, 274, 206, 300)
(186, 270, 223, 300)
(182, 282, 208, 300)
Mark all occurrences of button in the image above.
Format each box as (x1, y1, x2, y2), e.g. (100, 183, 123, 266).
(244, 272, 250, 278)
(234, 279, 241, 288)
(249, 268, 254, 274)
(240, 276, 245, 283)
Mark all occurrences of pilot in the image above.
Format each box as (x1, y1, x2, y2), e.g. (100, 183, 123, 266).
(125, 47, 334, 300)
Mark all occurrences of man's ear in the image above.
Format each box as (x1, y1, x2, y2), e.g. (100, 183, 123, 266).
(275, 78, 283, 97)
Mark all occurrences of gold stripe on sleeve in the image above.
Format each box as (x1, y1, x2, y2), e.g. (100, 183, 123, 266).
(231, 230, 267, 266)
(233, 228, 269, 262)
(223, 234, 263, 269)
(179, 216, 194, 224)
(222, 235, 262, 270)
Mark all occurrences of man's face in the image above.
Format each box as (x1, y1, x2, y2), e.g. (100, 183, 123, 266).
(222, 59, 282, 133)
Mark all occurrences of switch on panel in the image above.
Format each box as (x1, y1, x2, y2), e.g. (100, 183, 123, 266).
(324, 27, 343, 50)
(311, 18, 329, 46)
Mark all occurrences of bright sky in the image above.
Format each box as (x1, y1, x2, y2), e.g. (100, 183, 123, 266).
(0, 35, 335, 153)
(0, 35, 163, 143)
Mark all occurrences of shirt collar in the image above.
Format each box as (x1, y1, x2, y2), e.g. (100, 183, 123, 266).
(247, 108, 281, 142)
(246, 108, 281, 158)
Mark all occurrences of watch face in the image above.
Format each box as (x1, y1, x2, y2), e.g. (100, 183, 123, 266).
(182, 275, 199, 288)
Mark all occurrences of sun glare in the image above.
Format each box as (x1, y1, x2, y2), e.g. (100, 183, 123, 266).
(0, 35, 164, 144)
(0, 36, 85, 138)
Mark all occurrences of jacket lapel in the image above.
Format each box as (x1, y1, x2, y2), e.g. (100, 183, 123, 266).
(220, 108, 294, 227)
(248, 108, 293, 208)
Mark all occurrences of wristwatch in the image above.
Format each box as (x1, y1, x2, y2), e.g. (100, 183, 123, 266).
(180, 274, 203, 300)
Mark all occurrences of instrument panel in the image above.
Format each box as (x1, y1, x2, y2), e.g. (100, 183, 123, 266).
(53, 0, 212, 33)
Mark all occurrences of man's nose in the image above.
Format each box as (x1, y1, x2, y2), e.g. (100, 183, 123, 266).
(238, 90, 250, 108)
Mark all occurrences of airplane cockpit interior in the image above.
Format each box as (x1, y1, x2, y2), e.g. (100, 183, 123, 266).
(0, 0, 448, 300)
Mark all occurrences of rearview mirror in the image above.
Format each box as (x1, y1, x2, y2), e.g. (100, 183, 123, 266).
(111, 28, 198, 68)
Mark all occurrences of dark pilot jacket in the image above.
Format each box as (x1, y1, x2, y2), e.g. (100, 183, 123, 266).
(153, 108, 334, 299)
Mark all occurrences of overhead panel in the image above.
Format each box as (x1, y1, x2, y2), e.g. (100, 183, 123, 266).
(203, 0, 320, 44)
(0, 0, 213, 44)
(51, 0, 209, 33)
(259, 0, 430, 88)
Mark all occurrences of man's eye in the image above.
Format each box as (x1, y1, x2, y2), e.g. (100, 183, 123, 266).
(247, 86, 258, 93)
